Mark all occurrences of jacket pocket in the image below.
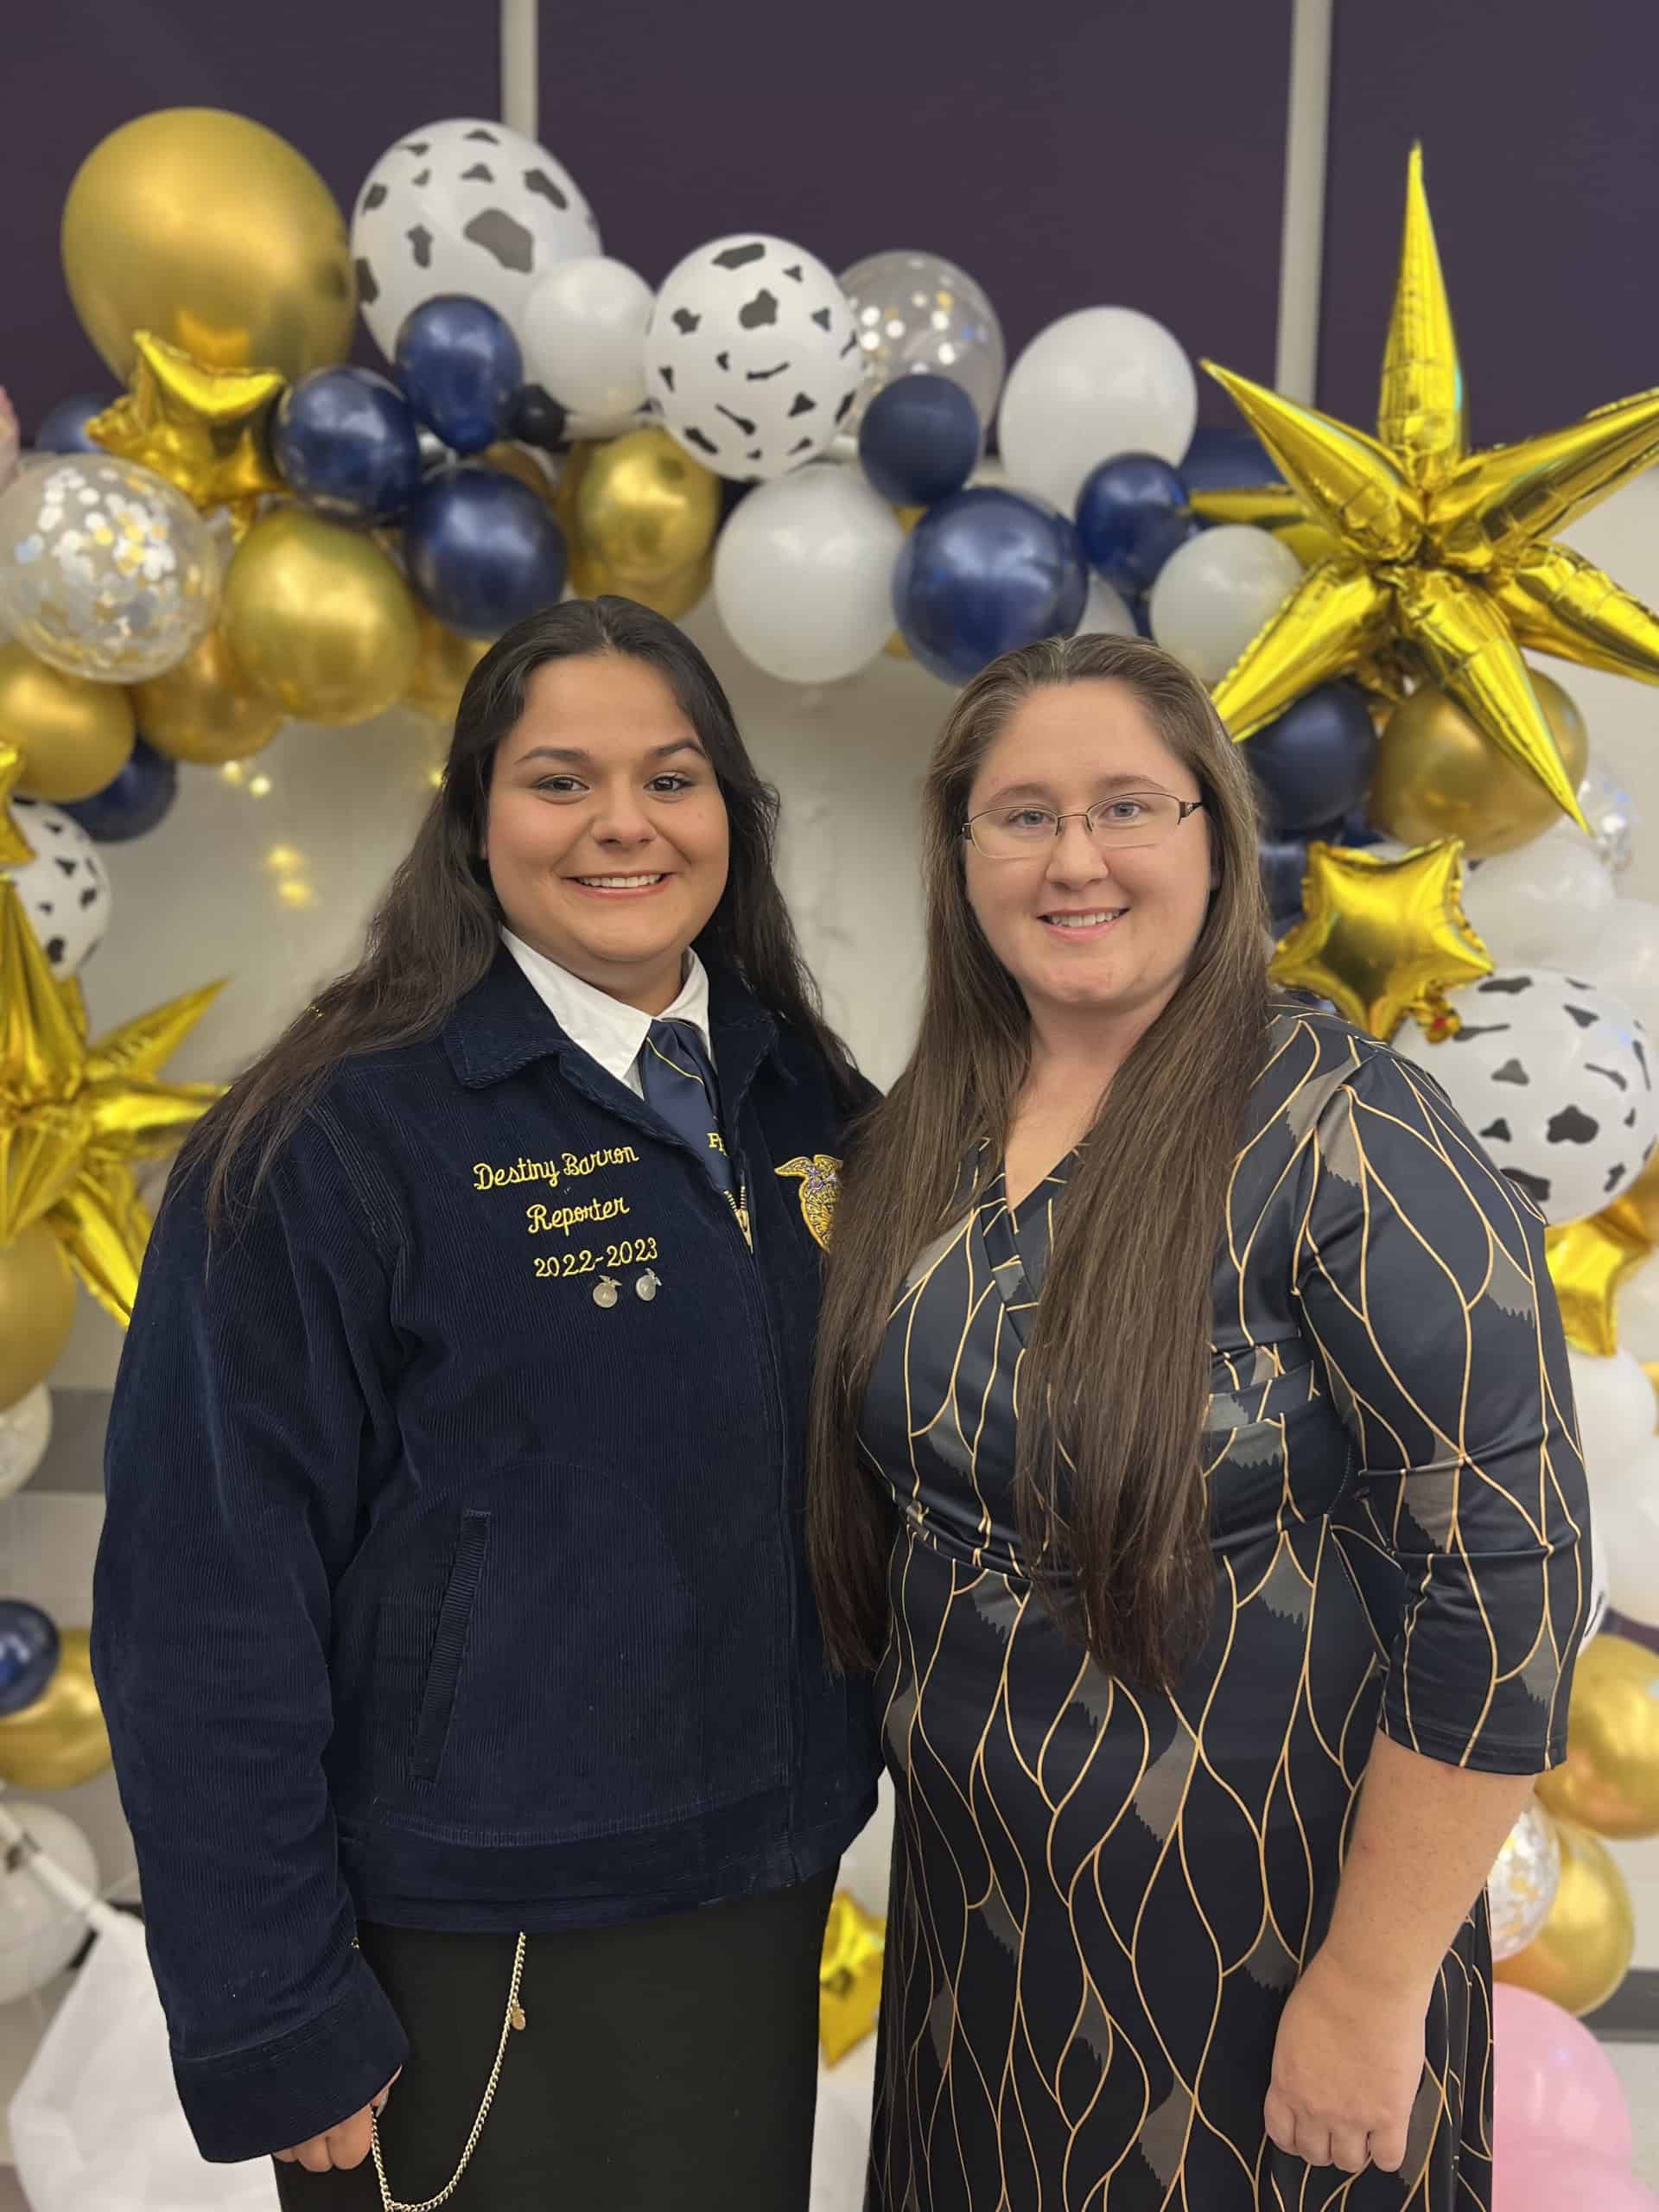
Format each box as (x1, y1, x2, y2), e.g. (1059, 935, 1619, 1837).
(411, 1510, 492, 1783)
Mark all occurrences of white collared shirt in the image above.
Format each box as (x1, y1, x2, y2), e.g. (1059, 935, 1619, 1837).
(501, 930, 713, 1099)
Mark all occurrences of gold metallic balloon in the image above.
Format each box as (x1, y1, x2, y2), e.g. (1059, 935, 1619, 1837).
(0, 1222, 77, 1406)
(60, 109, 355, 384)
(0, 879, 220, 1325)
(130, 625, 285, 764)
(222, 509, 419, 727)
(1205, 146, 1659, 832)
(1371, 669, 1590, 857)
(0, 1630, 111, 1789)
(405, 607, 493, 728)
(1493, 1815, 1634, 2016)
(1536, 1634, 1659, 1840)
(886, 505, 925, 658)
(88, 332, 287, 528)
(0, 642, 135, 802)
(567, 545, 714, 621)
(1268, 836, 1492, 1039)
(0, 741, 35, 867)
(575, 429, 721, 588)
(819, 1891, 885, 2065)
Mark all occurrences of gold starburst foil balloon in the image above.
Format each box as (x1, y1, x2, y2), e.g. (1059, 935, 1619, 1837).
(0, 878, 221, 1325)
(1202, 149, 1659, 828)
(87, 332, 287, 532)
(1268, 837, 1492, 1040)
(1545, 1146, 1659, 1355)
(819, 1891, 885, 2065)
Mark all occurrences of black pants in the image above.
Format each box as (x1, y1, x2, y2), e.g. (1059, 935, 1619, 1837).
(272, 1869, 836, 2212)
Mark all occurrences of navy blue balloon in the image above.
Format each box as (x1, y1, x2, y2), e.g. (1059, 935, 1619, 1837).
(33, 393, 118, 453)
(858, 374, 981, 507)
(1338, 807, 1386, 849)
(1258, 833, 1309, 924)
(404, 467, 568, 639)
(1181, 423, 1283, 492)
(274, 367, 422, 524)
(62, 738, 177, 842)
(0, 1600, 60, 1719)
(396, 296, 524, 456)
(893, 488, 1090, 684)
(1245, 683, 1379, 838)
(1075, 454, 1192, 595)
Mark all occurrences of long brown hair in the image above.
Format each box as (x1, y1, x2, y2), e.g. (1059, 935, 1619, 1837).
(808, 631, 1271, 1688)
(188, 595, 859, 1224)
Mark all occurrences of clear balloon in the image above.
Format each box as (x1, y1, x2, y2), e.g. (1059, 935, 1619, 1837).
(351, 119, 600, 365)
(1396, 970, 1656, 1224)
(1488, 1802, 1561, 1963)
(1148, 524, 1303, 686)
(3, 797, 111, 976)
(838, 249, 1006, 438)
(521, 256, 654, 420)
(1459, 823, 1613, 971)
(1579, 755, 1638, 874)
(648, 235, 861, 481)
(0, 457, 219, 683)
(715, 466, 904, 683)
(0, 1384, 51, 1502)
(0, 1800, 99, 2005)
(998, 307, 1198, 515)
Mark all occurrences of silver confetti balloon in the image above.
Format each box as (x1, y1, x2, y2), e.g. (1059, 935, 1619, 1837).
(1580, 756, 1638, 874)
(838, 249, 1006, 437)
(1488, 1800, 1561, 1962)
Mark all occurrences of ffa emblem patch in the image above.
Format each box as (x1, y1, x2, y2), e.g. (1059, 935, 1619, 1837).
(776, 1154, 842, 1250)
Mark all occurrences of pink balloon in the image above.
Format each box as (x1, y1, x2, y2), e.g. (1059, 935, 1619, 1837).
(1493, 1984, 1633, 2164)
(1494, 2151, 1656, 2212)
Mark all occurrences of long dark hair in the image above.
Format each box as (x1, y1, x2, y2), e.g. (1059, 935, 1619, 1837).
(188, 596, 859, 1224)
(807, 632, 1272, 1690)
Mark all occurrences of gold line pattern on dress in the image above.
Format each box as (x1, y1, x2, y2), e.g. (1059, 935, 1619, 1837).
(856, 1007, 1587, 2211)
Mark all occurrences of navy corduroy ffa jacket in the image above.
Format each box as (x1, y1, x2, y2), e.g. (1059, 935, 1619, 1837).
(92, 950, 880, 2163)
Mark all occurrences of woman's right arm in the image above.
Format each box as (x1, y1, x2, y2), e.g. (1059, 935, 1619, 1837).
(91, 1108, 410, 2164)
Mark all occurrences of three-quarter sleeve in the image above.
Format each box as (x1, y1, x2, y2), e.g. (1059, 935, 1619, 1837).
(92, 1109, 410, 2160)
(1292, 1046, 1589, 1773)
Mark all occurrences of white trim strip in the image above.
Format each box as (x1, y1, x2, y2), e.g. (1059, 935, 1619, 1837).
(499, 0, 539, 142)
(1274, 0, 1335, 404)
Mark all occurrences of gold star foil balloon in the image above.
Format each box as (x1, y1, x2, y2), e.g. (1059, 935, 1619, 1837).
(1202, 149, 1659, 829)
(819, 1891, 885, 2065)
(87, 331, 287, 530)
(0, 741, 34, 867)
(0, 878, 222, 1325)
(1546, 1145, 1659, 1355)
(1269, 837, 1491, 1040)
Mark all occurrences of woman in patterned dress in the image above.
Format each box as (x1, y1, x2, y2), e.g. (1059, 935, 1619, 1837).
(807, 632, 1589, 2211)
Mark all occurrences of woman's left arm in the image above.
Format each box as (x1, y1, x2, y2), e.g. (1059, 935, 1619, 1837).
(1273, 1045, 1592, 2177)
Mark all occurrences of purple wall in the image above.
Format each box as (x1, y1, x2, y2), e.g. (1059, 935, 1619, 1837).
(1321, 3, 1659, 446)
(3, 0, 1289, 433)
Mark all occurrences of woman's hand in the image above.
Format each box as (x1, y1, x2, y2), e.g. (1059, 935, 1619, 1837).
(275, 2069, 400, 2173)
(1265, 1948, 1426, 2175)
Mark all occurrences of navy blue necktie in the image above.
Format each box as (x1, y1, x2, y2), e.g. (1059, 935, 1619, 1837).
(638, 1018, 737, 1210)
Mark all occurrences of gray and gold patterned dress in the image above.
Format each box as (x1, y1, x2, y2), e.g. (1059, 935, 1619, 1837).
(858, 1007, 1588, 2212)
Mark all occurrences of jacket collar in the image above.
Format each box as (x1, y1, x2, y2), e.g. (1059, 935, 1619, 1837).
(443, 944, 785, 1109)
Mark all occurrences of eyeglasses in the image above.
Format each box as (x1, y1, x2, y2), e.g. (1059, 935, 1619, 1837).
(962, 792, 1206, 860)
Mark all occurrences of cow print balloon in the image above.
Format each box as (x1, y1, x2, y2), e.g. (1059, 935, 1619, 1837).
(351, 118, 600, 364)
(1397, 968, 1657, 1224)
(4, 797, 111, 978)
(646, 235, 862, 482)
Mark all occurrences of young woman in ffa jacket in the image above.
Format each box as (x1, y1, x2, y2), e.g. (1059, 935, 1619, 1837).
(92, 598, 880, 2210)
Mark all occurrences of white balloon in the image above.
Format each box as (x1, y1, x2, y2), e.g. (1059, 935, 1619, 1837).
(1589, 897, 1659, 1037)
(1147, 525, 1303, 685)
(0, 1383, 50, 1501)
(1582, 1541, 1611, 1646)
(3, 796, 111, 977)
(520, 257, 653, 418)
(1567, 1347, 1656, 1502)
(1593, 1437, 1659, 1626)
(351, 119, 600, 362)
(1395, 969, 1657, 1224)
(0, 1801, 98, 2005)
(647, 235, 861, 482)
(715, 466, 904, 683)
(997, 307, 1198, 514)
(1460, 823, 1613, 970)
(1617, 1262, 1659, 1366)
(1075, 575, 1137, 639)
